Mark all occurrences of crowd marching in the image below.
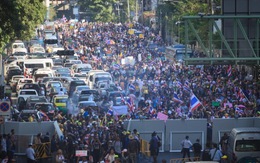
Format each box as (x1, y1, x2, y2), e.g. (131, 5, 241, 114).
(2, 17, 260, 163)
(44, 18, 260, 162)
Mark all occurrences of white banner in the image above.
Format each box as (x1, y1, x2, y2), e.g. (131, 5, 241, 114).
(113, 105, 128, 115)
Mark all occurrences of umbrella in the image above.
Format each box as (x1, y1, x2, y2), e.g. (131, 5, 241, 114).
(106, 40, 115, 45)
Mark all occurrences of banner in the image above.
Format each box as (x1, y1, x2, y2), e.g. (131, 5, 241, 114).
(224, 103, 233, 108)
(113, 105, 128, 115)
(157, 112, 168, 121)
(212, 101, 220, 107)
(76, 150, 88, 156)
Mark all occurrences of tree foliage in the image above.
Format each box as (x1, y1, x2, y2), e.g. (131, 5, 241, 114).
(78, 0, 116, 22)
(0, 0, 46, 51)
(78, 0, 136, 22)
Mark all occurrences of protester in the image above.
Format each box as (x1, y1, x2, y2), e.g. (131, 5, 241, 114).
(181, 136, 192, 161)
(26, 144, 36, 163)
(149, 132, 160, 163)
(192, 139, 202, 161)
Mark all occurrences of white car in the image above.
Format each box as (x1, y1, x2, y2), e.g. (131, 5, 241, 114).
(16, 78, 34, 92)
(77, 101, 97, 110)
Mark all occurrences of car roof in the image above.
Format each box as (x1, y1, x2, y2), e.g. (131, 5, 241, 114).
(19, 89, 37, 92)
(78, 101, 96, 104)
(34, 102, 53, 105)
(53, 95, 68, 98)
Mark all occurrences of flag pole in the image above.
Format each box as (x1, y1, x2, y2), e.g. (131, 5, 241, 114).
(239, 87, 250, 103)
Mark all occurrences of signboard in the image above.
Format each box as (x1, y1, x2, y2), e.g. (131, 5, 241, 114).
(0, 101, 11, 118)
(212, 101, 220, 107)
(73, 7, 79, 15)
(75, 150, 88, 157)
(139, 34, 144, 39)
(129, 23, 133, 28)
(128, 29, 134, 35)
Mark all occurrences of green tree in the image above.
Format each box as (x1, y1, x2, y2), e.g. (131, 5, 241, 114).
(0, 0, 46, 51)
(78, 0, 117, 22)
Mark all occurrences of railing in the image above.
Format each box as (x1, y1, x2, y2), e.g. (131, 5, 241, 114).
(140, 139, 150, 157)
(32, 142, 51, 159)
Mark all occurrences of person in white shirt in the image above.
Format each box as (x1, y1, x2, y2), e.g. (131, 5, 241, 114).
(26, 143, 35, 163)
(181, 136, 193, 161)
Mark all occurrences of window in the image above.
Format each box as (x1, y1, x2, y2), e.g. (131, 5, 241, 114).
(235, 140, 260, 152)
(55, 98, 67, 103)
(25, 63, 44, 69)
(46, 63, 51, 67)
(20, 91, 37, 95)
(89, 75, 93, 82)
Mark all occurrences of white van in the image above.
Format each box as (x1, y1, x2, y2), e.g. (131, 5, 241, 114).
(227, 127, 260, 162)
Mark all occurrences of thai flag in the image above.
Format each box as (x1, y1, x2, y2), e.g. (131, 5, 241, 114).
(189, 94, 201, 112)
(126, 97, 134, 112)
(129, 84, 136, 91)
(113, 64, 120, 69)
(227, 65, 232, 77)
(92, 55, 100, 62)
(177, 81, 182, 88)
(184, 80, 190, 88)
(183, 86, 191, 92)
(235, 107, 244, 115)
(173, 92, 183, 103)
(121, 94, 125, 104)
(149, 107, 156, 115)
(38, 111, 49, 121)
(107, 108, 113, 116)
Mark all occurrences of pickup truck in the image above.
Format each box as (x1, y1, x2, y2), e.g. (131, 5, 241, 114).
(17, 89, 38, 101)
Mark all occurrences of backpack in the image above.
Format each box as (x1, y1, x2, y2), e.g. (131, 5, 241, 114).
(202, 149, 211, 161)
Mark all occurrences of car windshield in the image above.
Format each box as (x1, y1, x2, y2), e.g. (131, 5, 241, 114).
(30, 97, 47, 102)
(57, 68, 70, 73)
(49, 82, 61, 87)
(55, 98, 67, 103)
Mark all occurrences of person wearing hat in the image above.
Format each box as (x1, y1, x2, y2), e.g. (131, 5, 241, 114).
(26, 143, 36, 163)
(127, 135, 139, 163)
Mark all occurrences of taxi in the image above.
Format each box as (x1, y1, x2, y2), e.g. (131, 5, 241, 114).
(52, 95, 68, 115)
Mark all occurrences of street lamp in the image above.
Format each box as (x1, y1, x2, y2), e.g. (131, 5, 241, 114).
(175, 21, 182, 43)
(114, 2, 123, 23)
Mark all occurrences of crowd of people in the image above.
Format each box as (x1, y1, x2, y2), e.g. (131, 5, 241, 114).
(40, 18, 260, 162)
(2, 17, 260, 163)
(56, 19, 260, 121)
